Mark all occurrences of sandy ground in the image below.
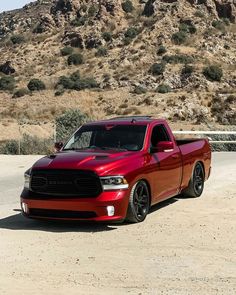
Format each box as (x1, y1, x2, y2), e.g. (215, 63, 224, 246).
(0, 153, 235, 295)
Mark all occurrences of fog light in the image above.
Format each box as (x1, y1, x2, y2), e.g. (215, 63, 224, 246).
(107, 206, 115, 217)
(22, 203, 28, 214)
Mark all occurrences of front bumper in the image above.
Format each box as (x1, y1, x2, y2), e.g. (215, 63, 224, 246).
(20, 189, 129, 222)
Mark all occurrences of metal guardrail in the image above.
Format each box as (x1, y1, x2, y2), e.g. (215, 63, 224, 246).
(173, 131, 236, 144)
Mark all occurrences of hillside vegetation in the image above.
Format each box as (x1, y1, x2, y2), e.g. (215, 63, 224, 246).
(0, 0, 235, 141)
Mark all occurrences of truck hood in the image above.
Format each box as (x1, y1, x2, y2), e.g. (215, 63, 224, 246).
(32, 150, 141, 176)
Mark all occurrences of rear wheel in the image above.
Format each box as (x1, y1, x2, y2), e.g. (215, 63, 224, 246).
(126, 180, 150, 223)
(182, 162, 205, 198)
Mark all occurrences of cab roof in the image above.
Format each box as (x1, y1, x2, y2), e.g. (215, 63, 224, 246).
(86, 116, 166, 125)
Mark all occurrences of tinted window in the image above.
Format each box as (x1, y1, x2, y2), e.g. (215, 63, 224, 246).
(151, 124, 170, 146)
(64, 125, 147, 151)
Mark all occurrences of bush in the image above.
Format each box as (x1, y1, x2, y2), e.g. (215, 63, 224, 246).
(27, 79, 46, 91)
(133, 86, 147, 94)
(0, 76, 16, 91)
(124, 27, 138, 39)
(67, 53, 84, 65)
(102, 32, 113, 42)
(181, 64, 194, 76)
(156, 84, 172, 93)
(13, 88, 30, 98)
(179, 23, 197, 34)
(194, 10, 204, 18)
(122, 1, 134, 13)
(10, 34, 25, 45)
(56, 109, 90, 142)
(0, 140, 18, 154)
(0, 135, 53, 155)
(157, 45, 167, 55)
(73, 78, 98, 90)
(171, 31, 187, 45)
(71, 16, 87, 26)
(149, 63, 166, 76)
(57, 76, 75, 89)
(56, 71, 98, 91)
(203, 65, 223, 82)
(60, 46, 73, 56)
(162, 54, 194, 64)
(70, 70, 81, 82)
(95, 47, 108, 57)
(88, 5, 98, 17)
(212, 20, 225, 31)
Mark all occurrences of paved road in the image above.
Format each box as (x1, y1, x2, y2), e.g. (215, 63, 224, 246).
(0, 153, 235, 295)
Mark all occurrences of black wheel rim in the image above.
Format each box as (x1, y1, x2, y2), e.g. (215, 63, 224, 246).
(193, 164, 204, 195)
(133, 182, 149, 220)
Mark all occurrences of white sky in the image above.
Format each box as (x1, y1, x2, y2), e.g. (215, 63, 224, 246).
(0, 0, 36, 13)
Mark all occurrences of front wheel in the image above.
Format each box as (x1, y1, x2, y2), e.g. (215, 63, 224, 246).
(182, 162, 205, 198)
(126, 180, 150, 223)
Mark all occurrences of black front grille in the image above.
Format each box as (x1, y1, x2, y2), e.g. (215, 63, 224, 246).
(29, 209, 97, 219)
(30, 169, 102, 198)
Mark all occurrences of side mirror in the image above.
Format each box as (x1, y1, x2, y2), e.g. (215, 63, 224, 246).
(150, 141, 174, 153)
(54, 142, 63, 152)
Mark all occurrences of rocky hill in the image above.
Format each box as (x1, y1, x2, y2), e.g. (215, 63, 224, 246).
(0, 0, 235, 141)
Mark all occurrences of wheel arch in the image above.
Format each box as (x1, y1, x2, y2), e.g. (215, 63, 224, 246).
(138, 178, 152, 207)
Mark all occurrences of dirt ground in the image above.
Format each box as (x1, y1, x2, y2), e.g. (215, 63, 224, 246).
(0, 153, 235, 295)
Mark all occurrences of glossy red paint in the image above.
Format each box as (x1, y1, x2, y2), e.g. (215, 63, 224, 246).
(21, 118, 211, 222)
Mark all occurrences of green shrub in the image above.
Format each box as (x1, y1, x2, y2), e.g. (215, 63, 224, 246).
(179, 23, 197, 34)
(194, 10, 204, 18)
(0, 140, 18, 154)
(57, 76, 75, 89)
(70, 70, 81, 82)
(203, 65, 223, 82)
(56, 71, 98, 92)
(162, 54, 194, 64)
(212, 20, 225, 31)
(71, 16, 87, 26)
(124, 27, 138, 39)
(73, 78, 98, 90)
(171, 31, 187, 45)
(133, 86, 147, 94)
(122, 1, 134, 13)
(156, 84, 172, 93)
(102, 32, 113, 42)
(13, 88, 30, 98)
(10, 34, 25, 45)
(60, 46, 73, 56)
(0, 135, 53, 155)
(181, 64, 194, 76)
(27, 79, 46, 91)
(149, 63, 166, 76)
(157, 45, 167, 55)
(88, 5, 98, 17)
(67, 53, 84, 65)
(222, 18, 230, 26)
(123, 37, 132, 45)
(95, 47, 108, 57)
(0, 76, 16, 91)
(56, 109, 90, 142)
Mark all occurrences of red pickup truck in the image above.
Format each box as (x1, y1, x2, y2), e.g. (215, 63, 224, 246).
(21, 117, 211, 223)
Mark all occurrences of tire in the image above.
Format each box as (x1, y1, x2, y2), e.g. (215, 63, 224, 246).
(182, 162, 205, 198)
(126, 180, 150, 223)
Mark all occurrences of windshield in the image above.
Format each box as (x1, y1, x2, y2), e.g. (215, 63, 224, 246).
(64, 124, 147, 151)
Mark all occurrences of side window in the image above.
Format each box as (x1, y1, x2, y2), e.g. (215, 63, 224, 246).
(151, 124, 170, 147)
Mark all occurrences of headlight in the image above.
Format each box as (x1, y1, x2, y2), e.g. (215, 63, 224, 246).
(24, 168, 31, 189)
(100, 176, 129, 190)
